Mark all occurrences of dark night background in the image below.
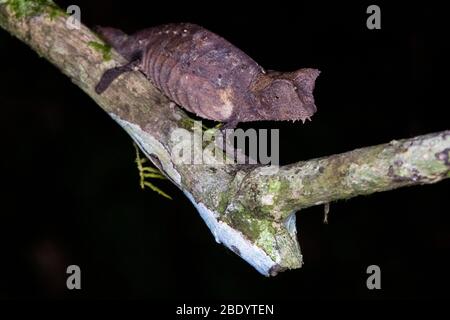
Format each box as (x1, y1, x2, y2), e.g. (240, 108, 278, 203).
(0, 0, 449, 300)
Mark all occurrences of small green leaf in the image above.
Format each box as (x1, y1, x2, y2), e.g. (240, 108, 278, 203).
(143, 181, 172, 200)
(134, 142, 172, 200)
(142, 173, 166, 179)
(141, 166, 160, 173)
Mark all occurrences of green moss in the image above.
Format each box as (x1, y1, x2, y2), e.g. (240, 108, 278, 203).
(48, 5, 65, 20)
(259, 177, 291, 215)
(178, 117, 215, 132)
(253, 220, 277, 255)
(223, 204, 278, 256)
(6, 0, 60, 18)
(224, 206, 257, 241)
(88, 41, 112, 61)
(218, 192, 230, 213)
(414, 160, 439, 176)
(179, 117, 196, 130)
(222, 199, 302, 266)
(268, 180, 281, 193)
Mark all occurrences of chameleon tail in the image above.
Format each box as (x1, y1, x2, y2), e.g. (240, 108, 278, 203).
(95, 59, 141, 94)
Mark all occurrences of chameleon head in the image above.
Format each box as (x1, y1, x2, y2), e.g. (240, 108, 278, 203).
(256, 68, 320, 123)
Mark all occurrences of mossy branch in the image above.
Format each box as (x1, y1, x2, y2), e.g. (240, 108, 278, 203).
(1, 1, 448, 276)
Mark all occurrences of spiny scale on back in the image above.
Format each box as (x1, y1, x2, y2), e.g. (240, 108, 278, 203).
(95, 23, 320, 128)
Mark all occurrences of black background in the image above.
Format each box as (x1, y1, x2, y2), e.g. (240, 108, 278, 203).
(0, 0, 449, 300)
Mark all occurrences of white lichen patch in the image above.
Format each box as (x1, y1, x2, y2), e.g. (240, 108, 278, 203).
(284, 212, 297, 235)
(261, 194, 274, 206)
(346, 162, 382, 189)
(258, 165, 280, 176)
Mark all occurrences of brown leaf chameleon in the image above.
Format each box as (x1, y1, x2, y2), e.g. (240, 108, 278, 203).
(95, 23, 320, 128)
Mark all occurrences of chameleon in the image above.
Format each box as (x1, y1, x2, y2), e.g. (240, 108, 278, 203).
(95, 23, 320, 128)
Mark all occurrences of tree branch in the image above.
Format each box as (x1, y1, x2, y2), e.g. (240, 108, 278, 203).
(2, 1, 448, 276)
